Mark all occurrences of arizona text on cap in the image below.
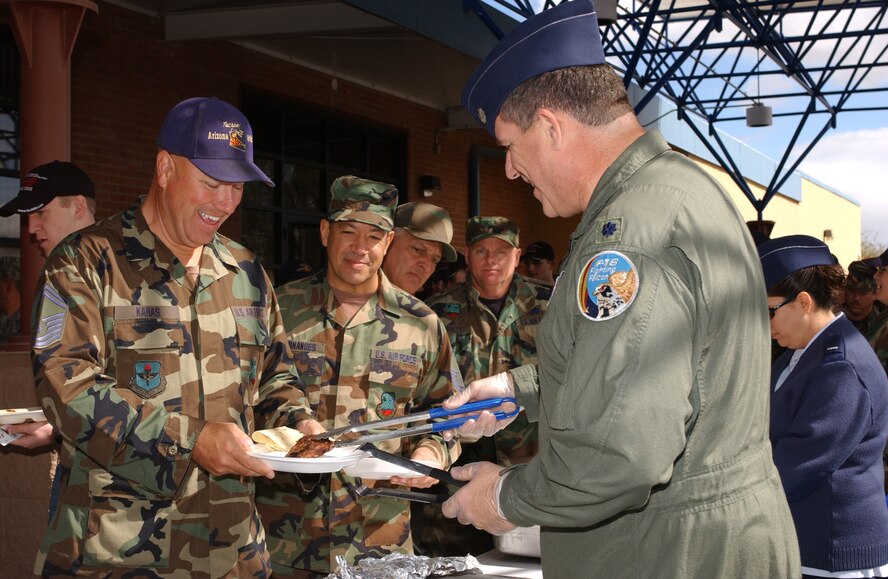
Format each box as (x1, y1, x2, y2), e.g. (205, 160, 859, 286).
(395, 202, 457, 262)
(758, 234, 835, 290)
(521, 241, 555, 262)
(328, 176, 398, 232)
(466, 216, 520, 248)
(0, 161, 95, 217)
(461, 0, 605, 135)
(157, 97, 274, 187)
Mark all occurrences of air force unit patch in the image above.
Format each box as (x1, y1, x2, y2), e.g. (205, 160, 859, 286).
(577, 251, 638, 321)
(130, 361, 167, 398)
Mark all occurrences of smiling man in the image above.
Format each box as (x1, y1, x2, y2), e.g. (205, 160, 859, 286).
(439, 2, 799, 577)
(29, 97, 316, 577)
(257, 177, 463, 577)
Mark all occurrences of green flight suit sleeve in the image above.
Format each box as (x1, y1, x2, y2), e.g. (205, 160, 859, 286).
(501, 248, 697, 527)
(509, 363, 540, 422)
(32, 245, 203, 498)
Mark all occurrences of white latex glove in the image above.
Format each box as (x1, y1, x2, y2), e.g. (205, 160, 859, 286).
(441, 461, 517, 535)
(441, 371, 516, 441)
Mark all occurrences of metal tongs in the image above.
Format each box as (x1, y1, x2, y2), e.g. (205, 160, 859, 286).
(354, 443, 465, 504)
(317, 397, 519, 448)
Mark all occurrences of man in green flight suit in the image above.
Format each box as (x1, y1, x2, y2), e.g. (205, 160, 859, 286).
(416, 216, 550, 557)
(29, 97, 315, 578)
(256, 176, 463, 577)
(438, 2, 801, 578)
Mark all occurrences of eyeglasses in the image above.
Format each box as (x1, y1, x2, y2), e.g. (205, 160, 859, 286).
(768, 295, 797, 319)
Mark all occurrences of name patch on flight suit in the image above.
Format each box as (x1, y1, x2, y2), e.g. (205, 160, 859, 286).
(577, 251, 638, 321)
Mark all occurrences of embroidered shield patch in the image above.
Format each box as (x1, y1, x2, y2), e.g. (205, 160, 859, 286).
(130, 361, 167, 398)
(577, 251, 639, 321)
(376, 392, 397, 418)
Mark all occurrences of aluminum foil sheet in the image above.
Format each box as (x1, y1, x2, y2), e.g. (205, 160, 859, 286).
(325, 553, 482, 579)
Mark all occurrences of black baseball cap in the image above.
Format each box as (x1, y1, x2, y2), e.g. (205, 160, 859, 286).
(0, 161, 95, 217)
(521, 241, 555, 262)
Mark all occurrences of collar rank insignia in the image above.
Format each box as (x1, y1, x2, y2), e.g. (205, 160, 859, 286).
(577, 250, 638, 321)
(376, 392, 397, 418)
(594, 217, 623, 243)
(130, 360, 167, 398)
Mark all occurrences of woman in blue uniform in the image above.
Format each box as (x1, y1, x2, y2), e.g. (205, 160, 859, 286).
(760, 235, 888, 578)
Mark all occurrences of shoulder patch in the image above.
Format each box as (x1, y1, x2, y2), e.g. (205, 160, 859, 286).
(577, 251, 638, 321)
(593, 217, 623, 243)
(34, 283, 68, 348)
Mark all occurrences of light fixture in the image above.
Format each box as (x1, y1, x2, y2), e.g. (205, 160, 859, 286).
(746, 50, 772, 127)
(746, 103, 772, 127)
(823, 229, 833, 242)
(596, 0, 618, 26)
(419, 175, 441, 198)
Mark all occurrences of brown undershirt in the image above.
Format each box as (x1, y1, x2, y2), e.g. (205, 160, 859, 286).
(331, 286, 373, 323)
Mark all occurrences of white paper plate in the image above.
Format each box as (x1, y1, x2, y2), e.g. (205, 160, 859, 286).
(343, 457, 437, 480)
(0, 407, 46, 426)
(247, 445, 365, 473)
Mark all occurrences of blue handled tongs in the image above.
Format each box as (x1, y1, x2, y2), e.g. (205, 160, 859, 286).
(317, 397, 519, 447)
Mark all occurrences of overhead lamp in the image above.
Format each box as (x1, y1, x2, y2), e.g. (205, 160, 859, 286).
(746, 102, 772, 127)
(746, 50, 772, 127)
(596, 0, 618, 26)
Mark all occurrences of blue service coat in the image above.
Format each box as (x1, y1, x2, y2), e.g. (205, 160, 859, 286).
(771, 314, 888, 571)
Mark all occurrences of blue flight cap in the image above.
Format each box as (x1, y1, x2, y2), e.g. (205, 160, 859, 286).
(461, 0, 606, 136)
(758, 235, 835, 290)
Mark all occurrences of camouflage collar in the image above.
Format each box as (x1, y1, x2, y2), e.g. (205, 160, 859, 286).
(123, 197, 240, 274)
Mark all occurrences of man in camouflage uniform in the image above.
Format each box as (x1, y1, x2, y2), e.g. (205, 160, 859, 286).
(382, 201, 458, 296)
(867, 249, 888, 374)
(1, 161, 97, 448)
(418, 216, 550, 556)
(256, 176, 463, 577)
(843, 260, 882, 340)
(30, 97, 315, 578)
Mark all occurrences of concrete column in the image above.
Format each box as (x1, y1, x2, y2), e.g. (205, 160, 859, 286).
(6, 0, 96, 349)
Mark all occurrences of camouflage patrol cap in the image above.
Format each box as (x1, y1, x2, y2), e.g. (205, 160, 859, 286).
(846, 260, 877, 293)
(328, 176, 398, 231)
(395, 202, 457, 262)
(466, 216, 520, 248)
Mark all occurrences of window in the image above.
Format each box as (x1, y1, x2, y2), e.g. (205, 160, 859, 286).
(0, 24, 20, 249)
(240, 91, 406, 285)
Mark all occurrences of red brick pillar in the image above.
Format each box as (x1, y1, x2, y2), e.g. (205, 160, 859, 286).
(5, 0, 97, 349)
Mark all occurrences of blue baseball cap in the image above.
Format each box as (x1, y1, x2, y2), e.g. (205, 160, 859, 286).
(758, 235, 835, 290)
(157, 97, 274, 187)
(863, 248, 888, 267)
(461, 0, 606, 136)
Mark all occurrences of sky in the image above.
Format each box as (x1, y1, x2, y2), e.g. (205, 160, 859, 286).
(630, 3, 888, 249)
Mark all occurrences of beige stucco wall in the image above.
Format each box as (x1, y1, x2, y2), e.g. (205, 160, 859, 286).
(692, 158, 861, 268)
